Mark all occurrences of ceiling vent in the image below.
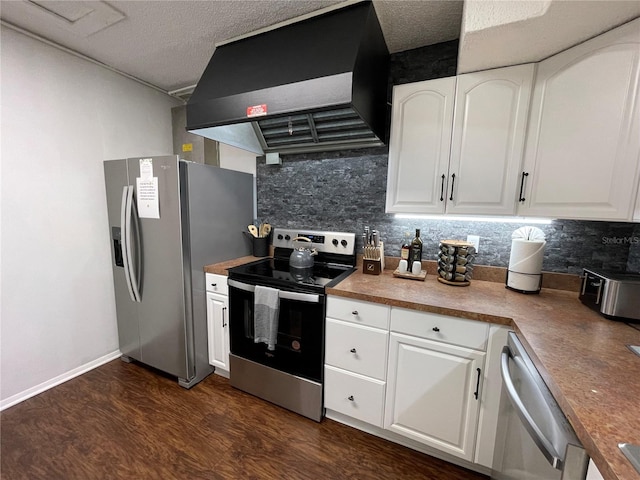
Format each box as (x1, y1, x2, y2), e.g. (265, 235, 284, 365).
(26, 0, 125, 37)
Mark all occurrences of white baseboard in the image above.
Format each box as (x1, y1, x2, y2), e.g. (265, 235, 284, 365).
(0, 350, 122, 411)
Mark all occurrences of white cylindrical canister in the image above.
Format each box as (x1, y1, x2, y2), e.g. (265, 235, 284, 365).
(507, 226, 546, 292)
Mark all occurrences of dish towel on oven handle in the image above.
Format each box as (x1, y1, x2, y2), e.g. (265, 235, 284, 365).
(254, 285, 280, 351)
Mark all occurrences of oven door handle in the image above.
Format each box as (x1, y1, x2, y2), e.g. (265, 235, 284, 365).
(228, 279, 321, 304)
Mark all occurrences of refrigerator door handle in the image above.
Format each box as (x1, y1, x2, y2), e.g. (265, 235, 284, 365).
(120, 186, 137, 303)
(125, 185, 141, 303)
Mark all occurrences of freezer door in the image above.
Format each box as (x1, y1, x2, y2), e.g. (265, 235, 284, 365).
(104, 159, 141, 360)
(126, 156, 191, 380)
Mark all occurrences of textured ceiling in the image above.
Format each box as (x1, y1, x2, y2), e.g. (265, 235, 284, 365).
(1, 0, 638, 94)
(458, 0, 640, 73)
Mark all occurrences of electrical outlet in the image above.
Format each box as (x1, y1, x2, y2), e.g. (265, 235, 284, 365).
(467, 235, 480, 253)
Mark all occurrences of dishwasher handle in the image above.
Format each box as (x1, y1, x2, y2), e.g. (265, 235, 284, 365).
(500, 345, 564, 470)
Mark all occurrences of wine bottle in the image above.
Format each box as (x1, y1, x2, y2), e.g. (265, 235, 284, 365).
(409, 229, 423, 272)
(400, 232, 411, 261)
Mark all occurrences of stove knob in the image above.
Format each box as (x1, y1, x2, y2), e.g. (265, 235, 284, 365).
(332, 239, 339, 246)
(277, 234, 283, 240)
(285, 235, 291, 241)
(341, 239, 348, 247)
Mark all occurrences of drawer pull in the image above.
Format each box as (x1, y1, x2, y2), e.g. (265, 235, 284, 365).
(348, 395, 354, 401)
(351, 310, 358, 315)
(211, 283, 217, 287)
(432, 327, 440, 332)
(350, 348, 357, 354)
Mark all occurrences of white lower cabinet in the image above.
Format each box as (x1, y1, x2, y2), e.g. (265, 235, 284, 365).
(324, 297, 390, 428)
(324, 365, 386, 427)
(324, 295, 507, 471)
(384, 332, 485, 462)
(325, 318, 388, 380)
(205, 273, 230, 376)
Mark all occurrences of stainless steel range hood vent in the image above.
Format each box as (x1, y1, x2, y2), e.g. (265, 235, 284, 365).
(186, 1, 389, 155)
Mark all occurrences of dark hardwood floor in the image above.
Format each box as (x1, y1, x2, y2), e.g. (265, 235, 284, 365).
(1, 360, 488, 479)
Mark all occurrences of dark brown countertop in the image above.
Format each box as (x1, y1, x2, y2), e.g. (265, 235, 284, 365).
(204, 256, 263, 275)
(328, 269, 640, 480)
(204, 257, 640, 480)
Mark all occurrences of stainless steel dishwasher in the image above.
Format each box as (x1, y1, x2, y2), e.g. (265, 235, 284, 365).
(492, 332, 589, 480)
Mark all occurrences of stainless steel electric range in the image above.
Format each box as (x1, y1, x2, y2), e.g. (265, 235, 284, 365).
(226, 228, 356, 421)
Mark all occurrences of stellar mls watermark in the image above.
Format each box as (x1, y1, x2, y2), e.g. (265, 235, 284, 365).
(602, 236, 640, 245)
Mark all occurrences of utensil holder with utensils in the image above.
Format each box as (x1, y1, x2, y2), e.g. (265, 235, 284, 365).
(246, 221, 272, 257)
(363, 242, 384, 275)
(437, 240, 475, 286)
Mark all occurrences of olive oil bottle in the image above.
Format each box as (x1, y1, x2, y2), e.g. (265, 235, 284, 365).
(409, 229, 423, 272)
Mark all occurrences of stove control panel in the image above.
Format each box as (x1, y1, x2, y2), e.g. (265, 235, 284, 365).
(272, 228, 356, 256)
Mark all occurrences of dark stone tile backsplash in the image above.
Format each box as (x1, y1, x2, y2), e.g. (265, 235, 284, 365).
(255, 37, 639, 276)
(257, 151, 639, 275)
(627, 223, 640, 272)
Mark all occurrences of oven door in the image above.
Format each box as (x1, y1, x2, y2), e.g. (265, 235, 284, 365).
(227, 279, 325, 382)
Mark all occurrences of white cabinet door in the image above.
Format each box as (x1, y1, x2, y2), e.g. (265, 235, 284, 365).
(384, 332, 485, 462)
(206, 292, 229, 372)
(634, 183, 640, 222)
(447, 64, 534, 215)
(519, 18, 640, 220)
(386, 77, 456, 214)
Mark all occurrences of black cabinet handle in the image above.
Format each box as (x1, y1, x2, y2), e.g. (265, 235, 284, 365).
(348, 395, 354, 401)
(222, 306, 227, 327)
(518, 172, 529, 202)
(449, 173, 456, 201)
(351, 310, 358, 315)
(211, 283, 217, 287)
(474, 368, 481, 400)
(350, 348, 357, 354)
(432, 327, 440, 332)
(439, 174, 446, 202)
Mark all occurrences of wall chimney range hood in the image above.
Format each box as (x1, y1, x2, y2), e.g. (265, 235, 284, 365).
(186, 1, 389, 155)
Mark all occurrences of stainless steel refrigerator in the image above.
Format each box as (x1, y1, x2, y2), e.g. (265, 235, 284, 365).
(103, 155, 254, 388)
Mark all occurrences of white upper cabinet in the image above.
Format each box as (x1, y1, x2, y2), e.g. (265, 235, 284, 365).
(634, 182, 640, 222)
(386, 77, 456, 214)
(518, 18, 640, 221)
(447, 64, 534, 215)
(385, 65, 534, 215)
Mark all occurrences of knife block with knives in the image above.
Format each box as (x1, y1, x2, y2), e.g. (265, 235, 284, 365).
(362, 231, 384, 275)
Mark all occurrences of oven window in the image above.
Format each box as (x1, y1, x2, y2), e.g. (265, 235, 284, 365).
(229, 286, 325, 382)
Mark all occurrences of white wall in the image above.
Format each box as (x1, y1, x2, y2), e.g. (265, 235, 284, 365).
(0, 26, 181, 407)
(219, 142, 257, 176)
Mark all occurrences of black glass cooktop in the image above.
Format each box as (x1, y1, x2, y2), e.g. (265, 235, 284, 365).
(227, 258, 356, 294)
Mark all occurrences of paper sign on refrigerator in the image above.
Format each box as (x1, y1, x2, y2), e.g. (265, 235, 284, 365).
(136, 177, 160, 219)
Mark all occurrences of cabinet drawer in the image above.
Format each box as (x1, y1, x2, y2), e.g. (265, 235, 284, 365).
(391, 308, 489, 351)
(205, 273, 228, 295)
(325, 319, 388, 380)
(326, 296, 390, 329)
(324, 365, 385, 427)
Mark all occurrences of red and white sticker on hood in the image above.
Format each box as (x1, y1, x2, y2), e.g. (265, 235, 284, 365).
(246, 104, 267, 118)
